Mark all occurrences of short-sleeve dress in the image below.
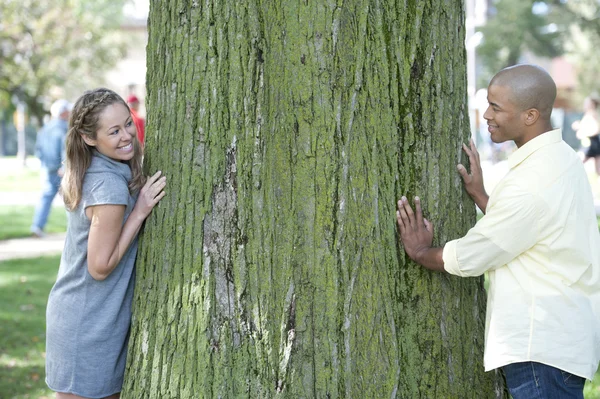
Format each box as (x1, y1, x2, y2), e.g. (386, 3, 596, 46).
(46, 151, 138, 398)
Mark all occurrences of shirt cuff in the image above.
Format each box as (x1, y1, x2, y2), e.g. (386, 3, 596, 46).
(443, 239, 463, 276)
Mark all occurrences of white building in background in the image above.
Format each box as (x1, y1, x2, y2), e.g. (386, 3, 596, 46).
(466, 0, 488, 146)
(105, 0, 149, 116)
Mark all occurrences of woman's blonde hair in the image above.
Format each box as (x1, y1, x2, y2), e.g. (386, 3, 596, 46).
(61, 88, 145, 211)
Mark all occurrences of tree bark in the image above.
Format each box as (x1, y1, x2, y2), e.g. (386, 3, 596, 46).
(123, 1, 506, 397)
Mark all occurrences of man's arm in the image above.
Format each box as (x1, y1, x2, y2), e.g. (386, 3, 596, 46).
(457, 139, 489, 213)
(396, 196, 445, 272)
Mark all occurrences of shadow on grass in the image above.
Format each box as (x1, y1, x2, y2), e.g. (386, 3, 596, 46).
(0, 255, 58, 398)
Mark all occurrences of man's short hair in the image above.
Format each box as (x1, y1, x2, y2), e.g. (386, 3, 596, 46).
(491, 64, 556, 119)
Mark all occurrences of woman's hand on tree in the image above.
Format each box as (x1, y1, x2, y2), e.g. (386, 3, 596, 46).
(134, 171, 167, 218)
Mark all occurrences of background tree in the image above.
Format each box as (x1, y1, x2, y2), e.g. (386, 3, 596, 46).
(0, 0, 127, 123)
(549, 0, 600, 103)
(549, 0, 600, 38)
(124, 1, 506, 397)
(476, 0, 563, 86)
(0, 92, 14, 156)
(476, 0, 600, 104)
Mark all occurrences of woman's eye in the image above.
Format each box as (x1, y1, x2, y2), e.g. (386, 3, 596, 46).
(111, 129, 119, 135)
(126, 120, 133, 127)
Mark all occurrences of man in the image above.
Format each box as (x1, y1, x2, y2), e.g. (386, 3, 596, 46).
(31, 99, 72, 237)
(397, 64, 600, 398)
(127, 94, 145, 146)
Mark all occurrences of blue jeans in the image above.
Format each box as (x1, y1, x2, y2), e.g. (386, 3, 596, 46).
(503, 361, 585, 399)
(31, 168, 61, 232)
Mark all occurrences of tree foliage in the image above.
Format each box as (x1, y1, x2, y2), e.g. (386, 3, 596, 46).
(0, 0, 127, 122)
(476, 0, 600, 102)
(550, 0, 600, 102)
(476, 0, 563, 86)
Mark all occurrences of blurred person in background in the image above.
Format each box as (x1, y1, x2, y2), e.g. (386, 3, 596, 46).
(573, 95, 600, 175)
(126, 94, 145, 147)
(30, 99, 72, 238)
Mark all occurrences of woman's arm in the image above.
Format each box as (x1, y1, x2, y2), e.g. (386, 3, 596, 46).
(86, 171, 166, 280)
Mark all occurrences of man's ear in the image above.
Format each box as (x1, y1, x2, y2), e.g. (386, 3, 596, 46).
(81, 134, 97, 147)
(524, 108, 540, 126)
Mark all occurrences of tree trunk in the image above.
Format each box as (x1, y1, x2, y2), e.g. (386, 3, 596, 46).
(15, 102, 27, 166)
(0, 119, 6, 156)
(123, 1, 506, 397)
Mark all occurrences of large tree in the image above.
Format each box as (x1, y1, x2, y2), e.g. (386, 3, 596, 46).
(123, 1, 505, 397)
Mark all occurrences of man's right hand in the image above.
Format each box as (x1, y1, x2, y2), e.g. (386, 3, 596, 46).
(457, 139, 489, 213)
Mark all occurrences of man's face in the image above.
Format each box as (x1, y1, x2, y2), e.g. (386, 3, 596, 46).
(482, 84, 525, 145)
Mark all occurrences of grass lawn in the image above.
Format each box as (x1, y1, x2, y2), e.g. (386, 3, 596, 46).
(587, 374, 600, 398)
(0, 256, 58, 399)
(0, 205, 67, 241)
(0, 160, 42, 192)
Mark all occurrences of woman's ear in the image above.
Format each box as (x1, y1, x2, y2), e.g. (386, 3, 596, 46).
(81, 134, 97, 147)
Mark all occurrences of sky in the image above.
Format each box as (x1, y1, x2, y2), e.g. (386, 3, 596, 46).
(123, 0, 149, 19)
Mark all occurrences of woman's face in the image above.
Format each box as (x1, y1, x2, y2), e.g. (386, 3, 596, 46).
(83, 103, 137, 162)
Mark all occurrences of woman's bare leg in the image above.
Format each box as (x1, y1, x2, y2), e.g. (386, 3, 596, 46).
(594, 156, 600, 175)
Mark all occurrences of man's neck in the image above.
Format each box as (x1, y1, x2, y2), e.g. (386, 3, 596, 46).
(515, 124, 555, 148)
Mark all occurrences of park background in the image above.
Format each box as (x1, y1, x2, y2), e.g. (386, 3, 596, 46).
(2, 0, 600, 398)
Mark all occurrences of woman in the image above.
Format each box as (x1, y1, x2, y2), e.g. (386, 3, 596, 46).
(45, 88, 166, 399)
(574, 95, 600, 175)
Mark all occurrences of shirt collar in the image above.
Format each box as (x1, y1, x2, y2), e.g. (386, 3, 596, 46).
(507, 129, 562, 169)
(89, 149, 132, 183)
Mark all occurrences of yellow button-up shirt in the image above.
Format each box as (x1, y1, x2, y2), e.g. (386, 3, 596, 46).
(443, 129, 600, 380)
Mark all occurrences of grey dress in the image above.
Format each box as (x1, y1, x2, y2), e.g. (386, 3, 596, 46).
(46, 151, 138, 398)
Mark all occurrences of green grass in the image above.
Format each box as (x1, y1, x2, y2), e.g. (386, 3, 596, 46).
(587, 373, 600, 398)
(0, 256, 58, 399)
(0, 206, 67, 241)
(0, 165, 42, 192)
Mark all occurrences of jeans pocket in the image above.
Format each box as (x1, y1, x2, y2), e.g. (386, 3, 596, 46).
(560, 370, 585, 387)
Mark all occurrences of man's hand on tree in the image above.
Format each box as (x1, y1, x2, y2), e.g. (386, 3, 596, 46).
(457, 139, 489, 212)
(396, 196, 433, 262)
